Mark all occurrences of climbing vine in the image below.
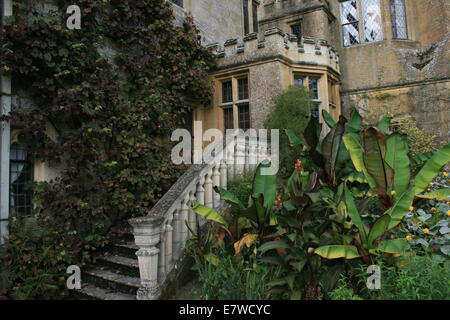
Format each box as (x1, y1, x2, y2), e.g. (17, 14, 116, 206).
(0, 0, 215, 298)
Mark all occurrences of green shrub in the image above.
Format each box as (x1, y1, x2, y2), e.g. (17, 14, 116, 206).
(264, 86, 311, 178)
(396, 118, 437, 157)
(1, 217, 71, 300)
(371, 255, 450, 300)
(328, 276, 363, 300)
(193, 249, 276, 300)
(226, 172, 254, 215)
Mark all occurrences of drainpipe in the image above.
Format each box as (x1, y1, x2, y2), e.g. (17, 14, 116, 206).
(0, 0, 12, 245)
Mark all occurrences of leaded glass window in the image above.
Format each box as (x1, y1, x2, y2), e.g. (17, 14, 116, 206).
(10, 139, 34, 217)
(341, 0, 383, 46)
(341, 0, 360, 46)
(391, 0, 408, 39)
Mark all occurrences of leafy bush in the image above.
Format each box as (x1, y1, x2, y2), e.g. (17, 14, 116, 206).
(1, 0, 215, 299)
(226, 172, 254, 215)
(192, 248, 276, 300)
(329, 276, 363, 300)
(398, 170, 450, 261)
(396, 118, 437, 157)
(1, 218, 70, 300)
(373, 255, 450, 300)
(264, 86, 311, 178)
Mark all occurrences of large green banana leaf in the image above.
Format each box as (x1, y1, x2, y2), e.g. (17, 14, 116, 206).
(344, 185, 368, 245)
(315, 245, 361, 259)
(385, 134, 410, 197)
(377, 143, 449, 229)
(377, 116, 391, 133)
(343, 132, 377, 190)
(252, 162, 277, 208)
(214, 186, 245, 210)
(363, 127, 394, 194)
(412, 143, 450, 195)
(367, 214, 391, 249)
(347, 109, 362, 134)
(192, 202, 228, 228)
(416, 189, 450, 201)
(378, 238, 408, 254)
(322, 109, 337, 129)
(321, 117, 346, 183)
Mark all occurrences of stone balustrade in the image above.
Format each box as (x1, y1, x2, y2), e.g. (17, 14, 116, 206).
(128, 132, 270, 300)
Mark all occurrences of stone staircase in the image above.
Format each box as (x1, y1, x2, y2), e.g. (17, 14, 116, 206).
(73, 234, 140, 300)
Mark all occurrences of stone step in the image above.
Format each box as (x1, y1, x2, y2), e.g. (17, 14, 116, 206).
(75, 284, 136, 300)
(97, 254, 140, 277)
(107, 242, 138, 259)
(82, 267, 140, 296)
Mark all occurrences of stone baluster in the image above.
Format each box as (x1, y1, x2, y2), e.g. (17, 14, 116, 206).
(258, 142, 268, 164)
(129, 216, 164, 300)
(196, 176, 206, 226)
(212, 164, 221, 208)
(158, 225, 166, 283)
(227, 138, 235, 181)
(172, 205, 182, 261)
(180, 193, 190, 246)
(249, 137, 258, 172)
(244, 138, 250, 173)
(220, 159, 227, 189)
(204, 171, 213, 208)
(165, 212, 174, 274)
(235, 136, 246, 175)
(188, 191, 197, 235)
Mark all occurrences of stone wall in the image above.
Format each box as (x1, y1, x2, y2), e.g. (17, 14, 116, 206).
(174, 0, 244, 45)
(330, 0, 450, 142)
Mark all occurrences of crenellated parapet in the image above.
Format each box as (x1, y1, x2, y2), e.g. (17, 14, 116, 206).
(206, 27, 340, 73)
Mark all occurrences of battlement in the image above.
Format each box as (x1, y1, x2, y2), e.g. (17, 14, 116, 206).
(206, 27, 340, 73)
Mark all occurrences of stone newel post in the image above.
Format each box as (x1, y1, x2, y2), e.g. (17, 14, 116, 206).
(129, 215, 164, 300)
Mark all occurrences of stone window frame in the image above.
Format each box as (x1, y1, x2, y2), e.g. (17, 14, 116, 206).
(242, 0, 260, 35)
(339, 0, 384, 47)
(293, 73, 323, 119)
(219, 74, 251, 131)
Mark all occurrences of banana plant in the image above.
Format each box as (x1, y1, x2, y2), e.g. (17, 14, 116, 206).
(343, 121, 450, 229)
(315, 184, 409, 264)
(191, 162, 277, 255)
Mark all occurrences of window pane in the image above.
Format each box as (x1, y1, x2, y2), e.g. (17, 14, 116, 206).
(172, 0, 183, 7)
(309, 78, 319, 100)
(243, 0, 250, 35)
(238, 104, 251, 130)
(391, 0, 408, 39)
(238, 78, 249, 100)
(291, 23, 302, 40)
(341, 1, 360, 46)
(222, 81, 233, 103)
(362, 0, 383, 42)
(10, 142, 34, 217)
(252, 1, 259, 33)
(224, 108, 234, 130)
(311, 103, 320, 119)
(294, 76, 304, 87)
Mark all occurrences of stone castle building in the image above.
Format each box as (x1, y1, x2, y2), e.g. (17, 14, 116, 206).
(174, 0, 449, 141)
(0, 0, 449, 244)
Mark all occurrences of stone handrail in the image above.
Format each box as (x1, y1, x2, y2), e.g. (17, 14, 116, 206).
(128, 132, 271, 300)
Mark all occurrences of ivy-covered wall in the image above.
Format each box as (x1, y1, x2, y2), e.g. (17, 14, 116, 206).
(0, 0, 215, 299)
